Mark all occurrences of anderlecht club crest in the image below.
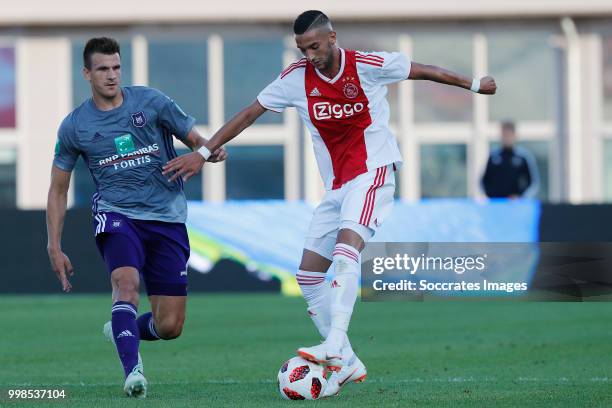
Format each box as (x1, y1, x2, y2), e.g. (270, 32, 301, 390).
(131, 111, 147, 128)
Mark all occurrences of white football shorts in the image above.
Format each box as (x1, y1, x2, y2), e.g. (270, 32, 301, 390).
(304, 164, 396, 259)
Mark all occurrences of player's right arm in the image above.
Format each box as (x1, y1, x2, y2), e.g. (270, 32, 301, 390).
(47, 116, 80, 292)
(204, 100, 268, 153)
(204, 72, 289, 153)
(46, 165, 74, 292)
(162, 69, 291, 182)
(162, 101, 267, 182)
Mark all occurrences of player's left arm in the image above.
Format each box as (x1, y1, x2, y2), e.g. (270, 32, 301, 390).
(408, 62, 497, 95)
(180, 127, 228, 163)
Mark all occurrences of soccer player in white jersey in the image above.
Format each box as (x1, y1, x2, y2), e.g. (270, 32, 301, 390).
(163, 10, 497, 397)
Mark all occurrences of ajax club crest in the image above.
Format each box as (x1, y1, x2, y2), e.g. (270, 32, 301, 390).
(131, 111, 147, 128)
(342, 82, 359, 99)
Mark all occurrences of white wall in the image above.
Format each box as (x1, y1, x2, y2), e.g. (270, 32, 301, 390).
(2, 0, 612, 26)
(16, 37, 71, 209)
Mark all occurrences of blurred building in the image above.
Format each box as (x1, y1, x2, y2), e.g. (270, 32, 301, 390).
(1, 0, 612, 208)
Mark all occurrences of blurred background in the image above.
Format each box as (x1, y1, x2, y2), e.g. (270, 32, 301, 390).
(1, 0, 612, 294)
(2, 5, 612, 405)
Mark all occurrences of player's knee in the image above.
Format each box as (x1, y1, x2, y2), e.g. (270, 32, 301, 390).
(111, 268, 140, 302)
(113, 280, 139, 303)
(116, 280, 138, 293)
(299, 248, 333, 272)
(156, 317, 184, 340)
(113, 284, 139, 304)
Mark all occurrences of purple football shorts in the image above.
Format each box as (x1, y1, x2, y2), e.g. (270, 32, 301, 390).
(93, 212, 189, 296)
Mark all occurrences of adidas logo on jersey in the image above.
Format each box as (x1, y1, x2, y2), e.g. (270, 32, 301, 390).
(309, 87, 322, 97)
(117, 330, 135, 339)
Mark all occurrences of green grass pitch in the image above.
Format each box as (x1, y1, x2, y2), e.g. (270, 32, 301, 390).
(1, 294, 611, 407)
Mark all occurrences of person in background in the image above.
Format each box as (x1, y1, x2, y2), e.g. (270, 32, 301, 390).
(482, 121, 540, 199)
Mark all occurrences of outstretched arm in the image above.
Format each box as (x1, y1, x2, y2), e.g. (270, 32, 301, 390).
(46, 165, 74, 292)
(180, 126, 228, 163)
(408, 62, 497, 95)
(162, 100, 267, 182)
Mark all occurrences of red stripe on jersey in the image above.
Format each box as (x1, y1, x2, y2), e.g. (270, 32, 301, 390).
(355, 52, 384, 62)
(355, 56, 384, 64)
(281, 62, 307, 79)
(305, 49, 372, 189)
(281, 58, 306, 75)
(281, 62, 300, 76)
(359, 167, 383, 225)
(283, 61, 306, 72)
(356, 51, 383, 59)
(358, 56, 384, 63)
(356, 58, 383, 67)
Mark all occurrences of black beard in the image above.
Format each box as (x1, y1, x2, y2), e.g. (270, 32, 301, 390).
(321, 54, 334, 70)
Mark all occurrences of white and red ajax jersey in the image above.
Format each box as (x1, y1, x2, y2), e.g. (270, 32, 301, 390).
(257, 48, 410, 190)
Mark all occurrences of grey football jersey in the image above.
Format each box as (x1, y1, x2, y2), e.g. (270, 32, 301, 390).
(54, 86, 196, 223)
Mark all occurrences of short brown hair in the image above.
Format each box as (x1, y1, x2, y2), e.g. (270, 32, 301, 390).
(83, 37, 120, 69)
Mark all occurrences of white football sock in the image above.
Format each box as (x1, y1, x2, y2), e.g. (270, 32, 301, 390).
(327, 243, 361, 352)
(297, 269, 355, 358)
(296, 270, 330, 338)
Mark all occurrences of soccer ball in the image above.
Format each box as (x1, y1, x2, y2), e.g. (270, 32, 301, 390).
(277, 356, 328, 400)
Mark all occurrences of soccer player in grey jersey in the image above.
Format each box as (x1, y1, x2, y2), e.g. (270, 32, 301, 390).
(46, 37, 226, 398)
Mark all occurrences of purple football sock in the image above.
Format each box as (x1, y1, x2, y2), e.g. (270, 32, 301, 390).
(137, 312, 161, 341)
(111, 301, 140, 378)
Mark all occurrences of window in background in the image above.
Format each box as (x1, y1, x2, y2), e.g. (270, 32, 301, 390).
(0, 149, 16, 207)
(72, 41, 132, 108)
(420, 144, 467, 198)
(603, 36, 612, 121)
(488, 30, 556, 121)
(224, 38, 284, 124)
(225, 145, 284, 199)
(340, 34, 400, 124)
(604, 140, 612, 202)
(489, 140, 550, 200)
(0, 47, 16, 128)
(148, 39, 208, 124)
(412, 33, 473, 122)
